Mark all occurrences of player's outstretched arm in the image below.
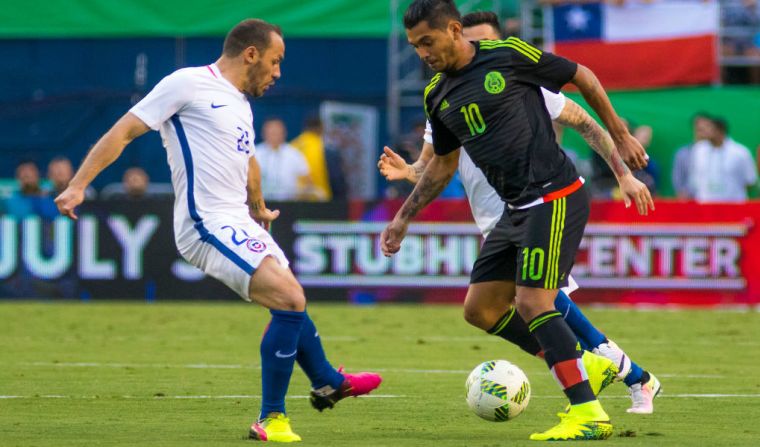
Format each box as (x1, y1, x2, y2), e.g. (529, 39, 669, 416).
(380, 149, 459, 256)
(247, 155, 279, 229)
(378, 141, 435, 184)
(555, 99, 654, 215)
(55, 112, 150, 219)
(570, 65, 648, 170)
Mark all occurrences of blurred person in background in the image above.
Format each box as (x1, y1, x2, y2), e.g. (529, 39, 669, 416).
(4, 160, 58, 219)
(46, 156, 96, 199)
(3, 160, 66, 298)
(689, 116, 758, 202)
(590, 118, 657, 198)
(122, 167, 151, 199)
(255, 118, 312, 201)
(290, 117, 330, 201)
(671, 113, 713, 199)
(322, 123, 354, 200)
(722, 0, 760, 84)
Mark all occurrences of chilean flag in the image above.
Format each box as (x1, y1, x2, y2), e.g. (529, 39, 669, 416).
(550, 1, 719, 89)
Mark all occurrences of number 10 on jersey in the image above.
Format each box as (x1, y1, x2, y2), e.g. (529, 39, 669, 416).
(460, 103, 486, 136)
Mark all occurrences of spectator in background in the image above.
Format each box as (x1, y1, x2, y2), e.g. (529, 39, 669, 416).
(291, 117, 331, 201)
(255, 118, 312, 201)
(590, 118, 658, 198)
(689, 117, 758, 202)
(322, 125, 351, 201)
(722, 0, 760, 84)
(47, 156, 96, 200)
(4, 160, 58, 219)
(671, 113, 713, 199)
(122, 167, 151, 199)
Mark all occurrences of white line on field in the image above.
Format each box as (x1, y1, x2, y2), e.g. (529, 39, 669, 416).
(18, 362, 726, 379)
(0, 394, 403, 400)
(1, 393, 759, 400)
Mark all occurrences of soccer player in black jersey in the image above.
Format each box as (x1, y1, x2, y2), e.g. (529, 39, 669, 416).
(381, 0, 654, 441)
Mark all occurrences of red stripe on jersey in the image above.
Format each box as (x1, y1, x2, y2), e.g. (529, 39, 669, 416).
(550, 358, 587, 389)
(543, 178, 583, 203)
(206, 65, 217, 78)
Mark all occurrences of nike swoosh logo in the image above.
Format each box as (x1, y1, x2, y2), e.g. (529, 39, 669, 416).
(211, 103, 227, 109)
(275, 350, 297, 358)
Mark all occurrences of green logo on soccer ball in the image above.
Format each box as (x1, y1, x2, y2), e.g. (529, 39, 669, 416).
(484, 71, 505, 94)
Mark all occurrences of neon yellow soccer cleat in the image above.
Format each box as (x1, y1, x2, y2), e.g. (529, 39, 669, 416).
(582, 350, 619, 397)
(249, 413, 302, 443)
(530, 400, 613, 441)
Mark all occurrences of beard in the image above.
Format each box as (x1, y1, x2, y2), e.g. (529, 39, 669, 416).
(245, 60, 268, 97)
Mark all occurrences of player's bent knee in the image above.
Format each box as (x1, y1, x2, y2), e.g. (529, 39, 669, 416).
(463, 298, 497, 331)
(248, 257, 307, 311)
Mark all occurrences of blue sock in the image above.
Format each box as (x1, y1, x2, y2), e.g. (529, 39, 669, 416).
(259, 309, 305, 418)
(624, 361, 645, 386)
(296, 312, 344, 390)
(554, 290, 607, 350)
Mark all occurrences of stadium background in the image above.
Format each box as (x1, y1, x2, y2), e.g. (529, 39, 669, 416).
(1, 0, 759, 306)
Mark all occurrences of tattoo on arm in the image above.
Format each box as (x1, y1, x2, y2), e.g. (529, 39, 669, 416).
(407, 160, 427, 184)
(399, 161, 455, 220)
(556, 101, 630, 178)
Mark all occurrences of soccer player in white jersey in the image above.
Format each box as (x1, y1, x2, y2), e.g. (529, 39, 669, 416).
(378, 11, 660, 414)
(55, 19, 381, 442)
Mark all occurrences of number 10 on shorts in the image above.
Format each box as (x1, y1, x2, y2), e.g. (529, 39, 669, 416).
(521, 247, 545, 281)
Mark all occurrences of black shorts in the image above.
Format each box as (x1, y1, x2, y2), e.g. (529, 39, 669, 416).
(470, 186, 590, 289)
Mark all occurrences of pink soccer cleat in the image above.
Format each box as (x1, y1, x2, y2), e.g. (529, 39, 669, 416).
(309, 367, 383, 412)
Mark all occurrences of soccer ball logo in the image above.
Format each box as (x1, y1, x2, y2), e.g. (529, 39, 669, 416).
(465, 360, 531, 421)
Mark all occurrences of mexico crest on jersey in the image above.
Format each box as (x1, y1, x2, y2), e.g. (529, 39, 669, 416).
(484, 71, 505, 94)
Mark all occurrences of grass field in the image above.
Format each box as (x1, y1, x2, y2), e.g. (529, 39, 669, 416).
(1, 302, 759, 446)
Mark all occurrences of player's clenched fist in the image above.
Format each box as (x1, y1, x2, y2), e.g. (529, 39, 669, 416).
(380, 218, 409, 257)
(55, 187, 85, 220)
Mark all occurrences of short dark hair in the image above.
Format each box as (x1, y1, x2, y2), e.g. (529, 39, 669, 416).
(223, 19, 282, 57)
(49, 156, 71, 165)
(461, 11, 501, 34)
(712, 116, 728, 134)
(691, 111, 712, 123)
(303, 117, 322, 132)
(403, 0, 461, 30)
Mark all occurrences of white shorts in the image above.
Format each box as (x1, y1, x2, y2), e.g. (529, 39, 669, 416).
(561, 275, 579, 296)
(179, 221, 289, 300)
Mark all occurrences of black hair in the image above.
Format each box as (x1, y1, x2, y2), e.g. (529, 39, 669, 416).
(303, 116, 322, 132)
(223, 19, 282, 57)
(712, 116, 728, 134)
(16, 159, 37, 169)
(49, 156, 71, 165)
(461, 11, 501, 34)
(691, 111, 712, 123)
(403, 0, 461, 30)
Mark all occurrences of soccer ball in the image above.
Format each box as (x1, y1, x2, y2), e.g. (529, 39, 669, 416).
(465, 360, 531, 422)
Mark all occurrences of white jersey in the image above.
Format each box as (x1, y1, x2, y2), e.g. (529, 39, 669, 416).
(425, 88, 566, 237)
(130, 64, 256, 252)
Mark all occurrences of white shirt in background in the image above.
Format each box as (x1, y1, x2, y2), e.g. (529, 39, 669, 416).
(690, 137, 758, 203)
(254, 142, 310, 201)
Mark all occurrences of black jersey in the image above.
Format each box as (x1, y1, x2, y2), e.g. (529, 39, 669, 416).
(425, 37, 580, 208)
